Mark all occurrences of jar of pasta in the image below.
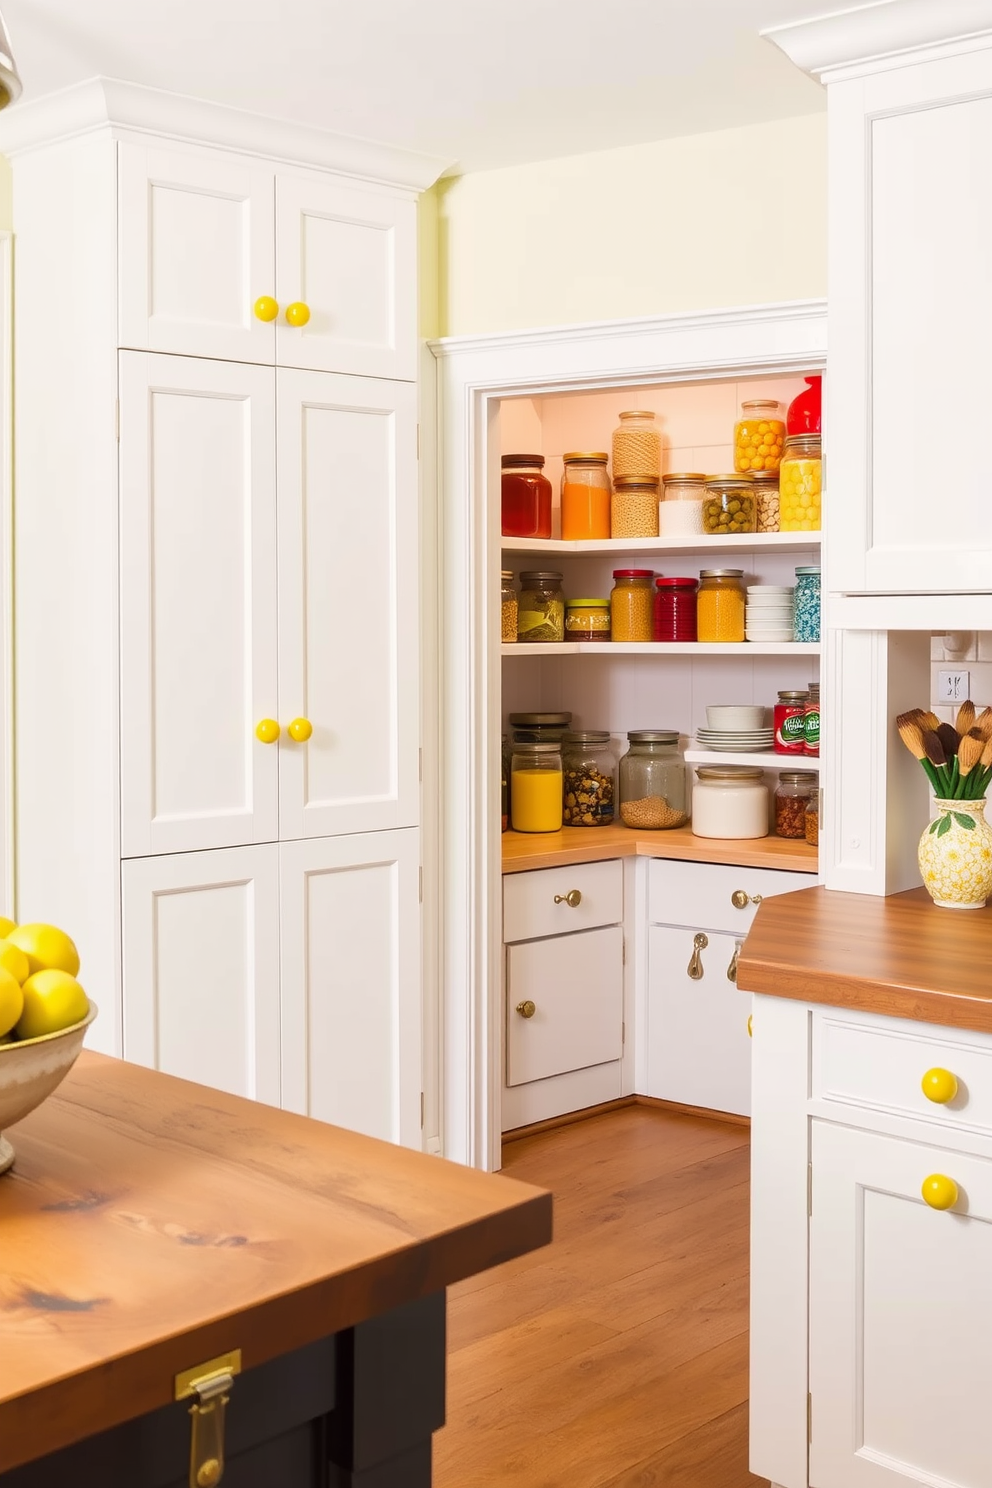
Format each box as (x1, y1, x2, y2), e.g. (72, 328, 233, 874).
(517, 571, 565, 643)
(697, 569, 745, 644)
(610, 570, 654, 642)
(611, 476, 659, 539)
(752, 471, 780, 533)
(734, 399, 785, 473)
(561, 452, 611, 541)
(612, 410, 661, 480)
(703, 476, 756, 535)
(779, 434, 822, 531)
(562, 732, 616, 827)
(659, 473, 706, 537)
(510, 742, 563, 833)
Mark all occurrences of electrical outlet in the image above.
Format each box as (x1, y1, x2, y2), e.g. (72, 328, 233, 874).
(938, 670, 970, 702)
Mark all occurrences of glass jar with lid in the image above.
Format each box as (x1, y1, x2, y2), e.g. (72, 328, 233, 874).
(509, 711, 572, 744)
(752, 470, 780, 533)
(779, 433, 822, 531)
(692, 766, 769, 840)
(561, 453, 611, 541)
(703, 475, 756, 535)
(510, 741, 563, 833)
(565, 598, 611, 642)
(659, 473, 706, 537)
(611, 476, 659, 540)
(804, 682, 820, 756)
(517, 571, 565, 643)
(501, 570, 517, 644)
(653, 577, 698, 642)
(610, 569, 655, 642)
(562, 731, 617, 827)
(501, 455, 552, 539)
(618, 731, 687, 829)
(734, 398, 785, 473)
(696, 569, 745, 644)
(793, 565, 821, 642)
(612, 410, 661, 480)
(775, 771, 817, 839)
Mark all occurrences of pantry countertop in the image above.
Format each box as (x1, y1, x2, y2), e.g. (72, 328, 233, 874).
(502, 823, 819, 875)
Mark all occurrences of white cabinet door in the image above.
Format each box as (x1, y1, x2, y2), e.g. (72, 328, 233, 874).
(279, 830, 421, 1146)
(118, 142, 276, 364)
(505, 925, 623, 1087)
(122, 845, 281, 1105)
(275, 175, 416, 380)
(119, 353, 279, 857)
(646, 926, 751, 1116)
(809, 1121, 992, 1488)
(276, 370, 419, 840)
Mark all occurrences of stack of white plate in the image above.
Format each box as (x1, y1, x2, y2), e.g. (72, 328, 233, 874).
(746, 584, 794, 643)
(696, 704, 774, 754)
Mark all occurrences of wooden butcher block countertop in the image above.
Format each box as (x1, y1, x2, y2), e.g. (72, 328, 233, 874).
(502, 823, 819, 875)
(738, 884, 992, 1034)
(0, 1053, 551, 1474)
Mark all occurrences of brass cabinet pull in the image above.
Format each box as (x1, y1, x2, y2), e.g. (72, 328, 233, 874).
(687, 932, 708, 980)
(727, 940, 743, 983)
(554, 889, 582, 908)
(731, 889, 763, 910)
(516, 1000, 536, 1018)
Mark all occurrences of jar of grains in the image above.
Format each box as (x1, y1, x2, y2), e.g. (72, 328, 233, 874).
(565, 598, 611, 642)
(611, 476, 660, 539)
(775, 771, 818, 839)
(501, 454, 553, 539)
(612, 410, 661, 480)
(692, 766, 769, 839)
(561, 452, 611, 541)
(610, 569, 655, 642)
(510, 742, 563, 833)
(697, 569, 745, 644)
(517, 571, 565, 643)
(653, 576, 698, 642)
(562, 731, 617, 826)
(779, 433, 822, 531)
(793, 566, 821, 642)
(734, 398, 785, 473)
(659, 473, 706, 537)
(501, 570, 517, 644)
(804, 792, 820, 846)
(703, 475, 757, 535)
(619, 731, 688, 829)
(752, 470, 780, 533)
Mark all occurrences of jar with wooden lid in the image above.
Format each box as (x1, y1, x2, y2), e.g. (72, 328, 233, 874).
(611, 476, 659, 539)
(659, 473, 705, 537)
(692, 766, 769, 840)
(501, 455, 552, 539)
(501, 570, 517, 644)
(619, 731, 687, 829)
(703, 475, 756, 535)
(734, 398, 785, 473)
(561, 452, 611, 541)
(696, 569, 745, 644)
(510, 742, 563, 833)
(562, 731, 616, 827)
(517, 571, 565, 643)
(612, 411, 661, 480)
(752, 470, 780, 533)
(610, 569, 655, 642)
(775, 771, 817, 839)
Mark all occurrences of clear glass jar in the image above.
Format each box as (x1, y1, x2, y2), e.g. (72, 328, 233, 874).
(501, 454, 552, 539)
(611, 476, 659, 539)
(658, 473, 706, 537)
(562, 731, 617, 827)
(775, 770, 817, 839)
(793, 566, 821, 642)
(509, 711, 572, 744)
(697, 569, 745, 644)
(779, 433, 822, 532)
(501, 570, 517, 644)
(610, 569, 655, 642)
(805, 793, 820, 846)
(804, 682, 820, 756)
(517, 570, 565, 643)
(734, 398, 785, 473)
(752, 470, 780, 533)
(565, 598, 611, 642)
(612, 410, 661, 480)
(691, 766, 769, 840)
(618, 731, 687, 829)
(653, 577, 698, 642)
(561, 452, 611, 541)
(510, 742, 563, 833)
(703, 475, 756, 535)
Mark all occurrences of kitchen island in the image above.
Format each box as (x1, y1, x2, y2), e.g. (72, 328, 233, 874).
(0, 1053, 551, 1487)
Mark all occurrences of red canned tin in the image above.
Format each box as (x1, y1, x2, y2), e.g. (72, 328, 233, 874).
(774, 690, 808, 755)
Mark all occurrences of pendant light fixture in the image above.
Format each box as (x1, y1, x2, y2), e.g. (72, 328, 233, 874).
(0, 8, 21, 109)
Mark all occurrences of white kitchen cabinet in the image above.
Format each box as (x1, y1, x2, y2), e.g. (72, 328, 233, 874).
(505, 925, 623, 1087)
(646, 926, 751, 1117)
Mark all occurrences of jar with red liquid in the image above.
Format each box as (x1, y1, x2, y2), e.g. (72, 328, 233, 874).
(501, 454, 552, 539)
(653, 577, 698, 642)
(774, 690, 809, 755)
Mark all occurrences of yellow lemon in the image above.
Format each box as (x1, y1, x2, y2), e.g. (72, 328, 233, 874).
(0, 915, 16, 938)
(16, 969, 88, 1041)
(0, 938, 30, 984)
(8, 922, 80, 978)
(0, 966, 23, 1037)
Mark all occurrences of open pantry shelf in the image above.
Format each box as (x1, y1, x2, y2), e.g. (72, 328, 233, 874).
(501, 642, 821, 657)
(684, 749, 821, 771)
(501, 532, 821, 558)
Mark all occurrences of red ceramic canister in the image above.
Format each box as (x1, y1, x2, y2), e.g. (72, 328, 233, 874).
(653, 577, 698, 642)
(774, 690, 809, 755)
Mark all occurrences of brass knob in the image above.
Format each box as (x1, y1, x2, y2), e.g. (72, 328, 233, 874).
(727, 940, 742, 983)
(516, 1000, 536, 1019)
(554, 889, 582, 908)
(747, 1014, 753, 1038)
(731, 889, 763, 910)
(687, 932, 708, 980)
(197, 1462, 222, 1488)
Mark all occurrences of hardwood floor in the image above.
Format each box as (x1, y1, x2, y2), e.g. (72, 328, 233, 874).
(435, 1105, 767, 1488)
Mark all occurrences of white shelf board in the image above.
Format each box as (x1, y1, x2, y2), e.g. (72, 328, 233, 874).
(685, 748, 821, 771)
(501, 641, 821, 657)
(501, 532, 820, 557)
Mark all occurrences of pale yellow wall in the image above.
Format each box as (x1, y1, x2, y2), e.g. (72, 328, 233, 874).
(433, 113, 826, 338)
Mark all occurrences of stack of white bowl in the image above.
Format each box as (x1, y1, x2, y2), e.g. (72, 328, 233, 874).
(746, 585, 794, 643)
(696, 704, 773, 753)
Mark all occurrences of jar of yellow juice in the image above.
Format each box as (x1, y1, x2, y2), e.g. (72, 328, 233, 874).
(510, 742, 564, 833)
(779, 433, 822, 531)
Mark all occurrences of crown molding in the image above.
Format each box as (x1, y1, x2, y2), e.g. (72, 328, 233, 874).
(764, 0, 992, 82)
(0, 77, 450, 193)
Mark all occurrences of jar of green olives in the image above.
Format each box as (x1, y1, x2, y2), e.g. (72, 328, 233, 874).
(703, 475, 757, 536)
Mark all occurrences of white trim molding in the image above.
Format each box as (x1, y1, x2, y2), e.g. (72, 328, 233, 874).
(765, 0, 992, 83)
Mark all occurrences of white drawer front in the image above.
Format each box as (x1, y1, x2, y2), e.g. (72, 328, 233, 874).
(647, 858, 809, 935)
(503, 859, 623, 944)
(506, 925, 623, 1086)
(814, 1012, 992, 1139)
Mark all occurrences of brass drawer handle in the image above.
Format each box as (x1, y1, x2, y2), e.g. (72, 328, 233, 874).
(727, 940, 743, 983)
(731, 889, 763, 909)
(554, 889, 582, 908)
(516, 1000, 536, 1019)
(687, 932, 708, 980)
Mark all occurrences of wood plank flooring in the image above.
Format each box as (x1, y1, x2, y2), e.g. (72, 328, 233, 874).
(435, 1105, 768, 1488)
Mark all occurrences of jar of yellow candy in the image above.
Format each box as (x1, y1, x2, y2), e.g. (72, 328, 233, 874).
(734, 399, 785, 474)
(779, 433, 822, 532)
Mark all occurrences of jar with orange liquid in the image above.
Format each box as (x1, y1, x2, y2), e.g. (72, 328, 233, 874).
(561, 453, 611, 541)
(510, 742, 564, 833)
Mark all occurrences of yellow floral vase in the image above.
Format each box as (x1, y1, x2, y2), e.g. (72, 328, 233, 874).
(918, 798, 992, 910)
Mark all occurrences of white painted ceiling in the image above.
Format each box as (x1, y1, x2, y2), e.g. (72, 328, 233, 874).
(3, 0, 826, 174)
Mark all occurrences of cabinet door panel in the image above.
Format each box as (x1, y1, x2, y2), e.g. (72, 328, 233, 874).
(275, 175, 416, 380)
(810, 1121, 992, 1487)
(646, 926, 751, 1116)
(505, 926, 623, 1087)
(279, 831, 421, 1146)
(119, 353, 279, 856)
(119, 142, 275, 363)
(122, 846, 280, 1105)
(276, 371, 418, 839)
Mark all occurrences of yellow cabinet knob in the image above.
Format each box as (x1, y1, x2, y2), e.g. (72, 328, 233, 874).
(747, 1014, 753, 1038)
(253, 295, 279, 322)
(288, 717, 313, 742)
(285, 301, 311, 327)
(922, 1174, 958, 1210)
(255, 718, 280, 744)
(922, 1067, 958, 1104)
